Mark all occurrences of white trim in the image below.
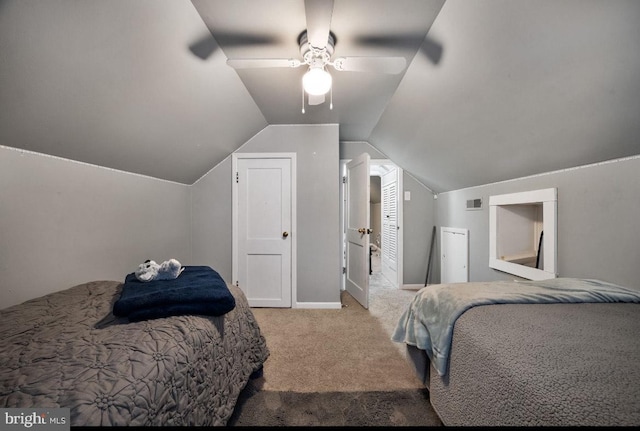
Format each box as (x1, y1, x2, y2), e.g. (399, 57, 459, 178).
(295, 301, 342, 309)
(402, 283, 425, 290)
(489, 188, 557, 280)
(396, 166, 404, 289)
(0, 145, 188, 186)
(232, 152, 297, 307)
(488, 188, 557, 206)
(439, 154, 640, 195)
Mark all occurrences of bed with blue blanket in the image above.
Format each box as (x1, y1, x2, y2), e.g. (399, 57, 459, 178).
(393, 278, 640, 426)
(0, 266, 269, 426)
(113, 265, 237, 322)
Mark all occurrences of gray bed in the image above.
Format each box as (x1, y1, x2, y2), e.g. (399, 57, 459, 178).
(394, 278, 640, 426)
(0, 279, 269, 426)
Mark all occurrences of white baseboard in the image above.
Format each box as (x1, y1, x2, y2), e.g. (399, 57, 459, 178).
(294, 301, 342, 309)
(402, 283, 426, 291)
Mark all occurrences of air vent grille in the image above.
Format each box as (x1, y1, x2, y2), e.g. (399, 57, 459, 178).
(466, 198, 483, 210)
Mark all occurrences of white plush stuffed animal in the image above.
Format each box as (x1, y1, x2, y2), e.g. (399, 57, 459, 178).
(135, 260, 160, 282)
(135, 259, 183, 282)
(156, 258, 184, 281)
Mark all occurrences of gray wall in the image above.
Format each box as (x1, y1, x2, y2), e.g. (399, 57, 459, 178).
(8, 129, 634, 311)
(0, 145, 191, 309)
(340, 141, 387, 160)
(340, 141, 437, 286)
(402, 172, 437, 285)
(191, 124, 341, 305)
(435, 156, 640, 288)
(191, 156, 233, 278)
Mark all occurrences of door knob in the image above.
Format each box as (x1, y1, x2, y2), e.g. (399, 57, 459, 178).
(357, 228, 366, 234)
(282, 231, 289, 238)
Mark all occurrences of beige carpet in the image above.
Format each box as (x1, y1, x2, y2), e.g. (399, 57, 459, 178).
(228, 256, 442, 426)
(249, 264, 424, 393)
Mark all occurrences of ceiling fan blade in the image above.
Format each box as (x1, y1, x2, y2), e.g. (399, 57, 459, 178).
(308, 93, 325, 106)
(354, 34, 444, 65)
(226, 58, 302, 69)
(332, 56, 407, 74)
(214, 32, 279, 47)
(189, 32, 278, 60)
(304, 0, 334, 48)
(421, 36, 444, 65)
(189, 35, 218, 60)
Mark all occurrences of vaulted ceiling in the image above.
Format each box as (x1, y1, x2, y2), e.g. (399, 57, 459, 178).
(1, 0, 639, 192)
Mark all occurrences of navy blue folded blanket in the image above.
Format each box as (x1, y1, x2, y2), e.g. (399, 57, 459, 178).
(113, 266, 235, 321)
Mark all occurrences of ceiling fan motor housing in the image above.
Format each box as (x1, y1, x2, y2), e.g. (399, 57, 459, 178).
(224, 0, 410, 107)
(299, 30, 335, 68)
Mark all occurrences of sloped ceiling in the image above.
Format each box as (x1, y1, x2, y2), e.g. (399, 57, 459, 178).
(371, 0, 640, 192)
(1, 0, 639, 191)
(191, 0, 445, 141)
(0, 0, 268, 184)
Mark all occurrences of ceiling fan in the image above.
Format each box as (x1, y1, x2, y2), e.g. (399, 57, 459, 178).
(224, 0, 412, 112)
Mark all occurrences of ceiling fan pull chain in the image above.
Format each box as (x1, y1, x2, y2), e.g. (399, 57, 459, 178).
(301, 84, 306, 114)
(330, 86, 333, 110)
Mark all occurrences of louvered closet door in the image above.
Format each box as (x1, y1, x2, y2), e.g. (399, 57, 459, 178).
(381, 172, 398, 286)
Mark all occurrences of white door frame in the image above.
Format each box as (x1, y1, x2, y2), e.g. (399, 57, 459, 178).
(232, 152, 297, 307)
(339, 158, 404, 291)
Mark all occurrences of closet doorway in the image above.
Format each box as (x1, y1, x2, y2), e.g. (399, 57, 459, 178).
(232, 153, 296, 308)
(340, 158, 403, 299)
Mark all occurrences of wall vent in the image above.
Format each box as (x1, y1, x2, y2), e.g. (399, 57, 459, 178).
(466, 198, 483, 210)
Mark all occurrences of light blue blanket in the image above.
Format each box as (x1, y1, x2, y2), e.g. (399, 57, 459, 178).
(392, 278, 640, 377)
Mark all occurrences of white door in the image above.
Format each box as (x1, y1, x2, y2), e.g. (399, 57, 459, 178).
(381, 170, 398, 287)
(441, 227, 469, 283)
(345, 153, 370, 308)
(233, 154, 295, 307)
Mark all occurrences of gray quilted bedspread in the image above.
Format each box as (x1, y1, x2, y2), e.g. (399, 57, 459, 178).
(393, 278, 640, 377)
(429, 302, 640, 426)
(0, 280, 269, 426)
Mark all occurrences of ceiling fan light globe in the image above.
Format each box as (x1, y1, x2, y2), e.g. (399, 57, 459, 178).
(303, 68, 332, 96)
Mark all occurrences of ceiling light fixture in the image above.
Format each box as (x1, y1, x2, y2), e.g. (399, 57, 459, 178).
(298, 33, 335, 114)
(302, 66, 332, 96)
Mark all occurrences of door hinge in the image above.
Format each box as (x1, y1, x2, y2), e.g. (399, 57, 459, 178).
(235, 172, 239, 183)
(235, 280, 239, 287)
(342, 176, 346, 184)
(342, 267, 346, 274)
